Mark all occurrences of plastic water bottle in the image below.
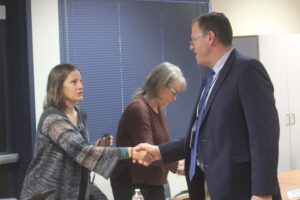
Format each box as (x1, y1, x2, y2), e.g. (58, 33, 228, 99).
(132, 188, 144, 200)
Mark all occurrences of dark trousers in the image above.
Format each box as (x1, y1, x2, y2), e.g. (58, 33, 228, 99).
(110, 169, 134, 200)
(110, 164, 166, 200)
(111, 174, 165, 200)
(133, 184, 165, 200)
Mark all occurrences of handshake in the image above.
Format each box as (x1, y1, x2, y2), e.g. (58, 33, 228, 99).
(96, 134, 184, 174)
(130, 143, 161, 166)
(131, 143, 185, 175)
(96, 136, 185, 175)
(95, 134, 160, 166)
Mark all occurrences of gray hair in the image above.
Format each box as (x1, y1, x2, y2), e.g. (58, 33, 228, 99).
(134, 62, 187, 99)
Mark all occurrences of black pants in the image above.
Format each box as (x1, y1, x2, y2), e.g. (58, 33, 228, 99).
(110, 164, 165, 200)
(111, 174, 165, 200)
(110, 167, 134, 200)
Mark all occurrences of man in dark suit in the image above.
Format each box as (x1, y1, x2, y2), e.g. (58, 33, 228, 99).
(135, 12, 281, 200)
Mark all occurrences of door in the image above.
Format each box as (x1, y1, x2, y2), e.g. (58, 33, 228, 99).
(0, 0, 35, 198)
(259, 35, 300, 172)
(258, 35, 291, 172)
(233, 35, 292, 172)
(286, 35, 300, 169)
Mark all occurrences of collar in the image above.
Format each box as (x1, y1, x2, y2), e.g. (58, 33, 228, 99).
(211, 47, 234, 74)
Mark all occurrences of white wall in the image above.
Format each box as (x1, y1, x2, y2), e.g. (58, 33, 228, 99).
(31, 0, 60, 120)
(211, 0, 300, 36)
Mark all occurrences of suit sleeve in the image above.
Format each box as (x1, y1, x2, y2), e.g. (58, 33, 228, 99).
(238, 60, 280, 195)
(159, 138, 185, 163)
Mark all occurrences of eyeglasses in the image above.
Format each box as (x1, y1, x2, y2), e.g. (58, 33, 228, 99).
(189, 32, 208, 46)
(169, 87, 178, 97)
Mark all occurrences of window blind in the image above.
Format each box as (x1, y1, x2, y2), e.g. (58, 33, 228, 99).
(58, 0, 209, 142)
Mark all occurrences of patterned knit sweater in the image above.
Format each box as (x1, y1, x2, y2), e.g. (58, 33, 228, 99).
(20, 106, 120, 200)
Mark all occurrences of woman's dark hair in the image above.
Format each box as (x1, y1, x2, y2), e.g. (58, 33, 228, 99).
(43, 63, 80, 111)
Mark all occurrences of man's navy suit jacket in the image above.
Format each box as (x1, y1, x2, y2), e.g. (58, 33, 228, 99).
(159, 49, 281, 200)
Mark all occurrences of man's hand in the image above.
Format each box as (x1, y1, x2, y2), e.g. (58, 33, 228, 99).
(133, 143, 161, 166)
(130, 148, 153, 165)
(251, 195, 272, 200)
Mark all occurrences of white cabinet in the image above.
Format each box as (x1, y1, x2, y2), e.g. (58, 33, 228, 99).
(234, 35, 300, 172)
(284, 35, 300, 170)
(258, 35, 300, 172)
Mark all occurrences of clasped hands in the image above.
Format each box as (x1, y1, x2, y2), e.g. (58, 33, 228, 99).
(130, 143, 161, 166)
(95, 136, 173, 168)
(131, 143, 185, 176)
(95, 136, 159, 165)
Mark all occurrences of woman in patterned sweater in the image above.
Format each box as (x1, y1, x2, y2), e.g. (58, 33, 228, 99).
(20, 64, 149, 200)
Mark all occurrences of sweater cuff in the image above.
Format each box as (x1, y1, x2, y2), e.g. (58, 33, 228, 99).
(119, 147, 130, 160)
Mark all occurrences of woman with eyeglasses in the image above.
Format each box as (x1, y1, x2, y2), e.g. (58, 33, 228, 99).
(110, 62, 187, 200)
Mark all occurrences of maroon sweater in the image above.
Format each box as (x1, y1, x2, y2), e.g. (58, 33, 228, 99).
(115, 97, 176, 185)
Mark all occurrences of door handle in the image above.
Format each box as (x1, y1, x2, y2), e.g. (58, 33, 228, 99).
(286, 114, 291, 126)
(290, 113, 295, 125)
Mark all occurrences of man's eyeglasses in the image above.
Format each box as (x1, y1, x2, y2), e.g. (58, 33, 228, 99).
(189, 32, 208, 46)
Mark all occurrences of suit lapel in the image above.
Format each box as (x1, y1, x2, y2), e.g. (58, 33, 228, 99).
(186, 74, 209, 150)
(202, 49, 239, 120)
(187, 49, 239, 149)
